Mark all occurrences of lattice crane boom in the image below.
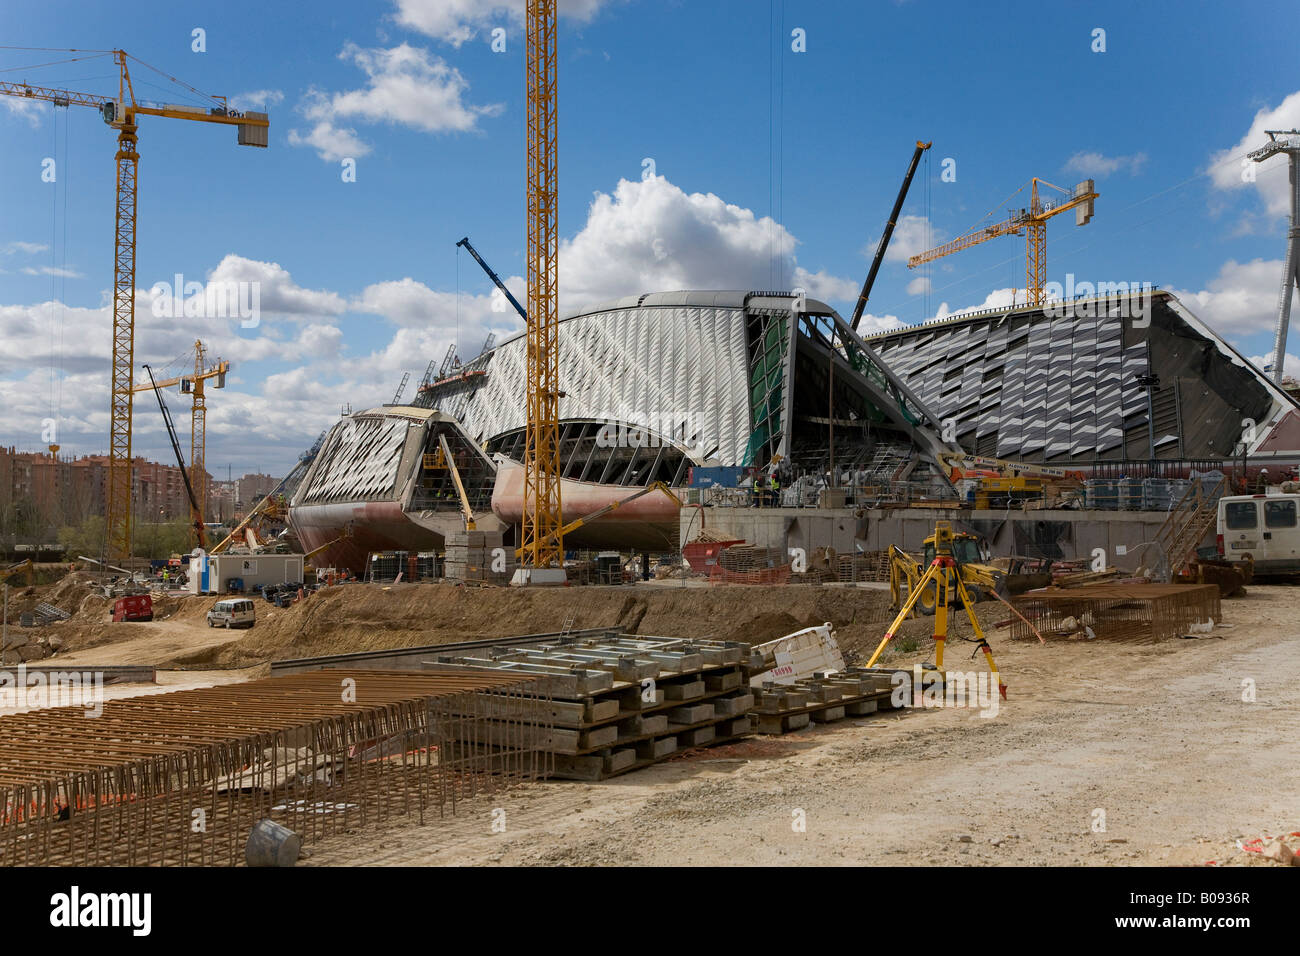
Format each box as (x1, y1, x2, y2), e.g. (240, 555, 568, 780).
(520, 0, 564, 576)
(908, 177, 1097, 306)
(129, 339, 227, 527)
(0, 49, 268, 561)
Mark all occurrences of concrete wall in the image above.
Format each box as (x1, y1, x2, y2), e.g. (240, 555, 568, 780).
(681, 505, 1192, 573)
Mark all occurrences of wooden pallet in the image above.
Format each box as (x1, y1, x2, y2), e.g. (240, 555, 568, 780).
(748, 667, 928, 735)
(422, 634, 759, 779)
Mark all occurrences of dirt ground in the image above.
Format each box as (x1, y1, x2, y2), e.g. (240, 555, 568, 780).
(33, 575, 903, 667)
(14, 572, 1299, 867)
(292, 585, 1299, 868)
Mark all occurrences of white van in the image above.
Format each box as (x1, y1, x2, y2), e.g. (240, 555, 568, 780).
(1216, 492, 1300, 573)
(206, 598, 256, 629)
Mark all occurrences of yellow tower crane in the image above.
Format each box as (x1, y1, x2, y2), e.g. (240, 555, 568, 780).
(517, 0, 565, 584)
(129, 339, 228, 525)
(908, 178, 1098, 306)
(0, 48, 268, 561)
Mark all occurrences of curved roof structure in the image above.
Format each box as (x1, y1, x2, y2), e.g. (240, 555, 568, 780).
(868, 289, 1300, 463)
(415, 290, 954, 476)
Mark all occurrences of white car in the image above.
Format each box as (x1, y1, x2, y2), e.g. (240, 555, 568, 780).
(207, 598, 256, 629)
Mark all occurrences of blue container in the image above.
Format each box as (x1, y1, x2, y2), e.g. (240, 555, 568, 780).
(689, 466, 746, 488)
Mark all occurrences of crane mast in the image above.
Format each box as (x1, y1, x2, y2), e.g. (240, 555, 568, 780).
(519, 0, 565, 581)
(0, 49, 268, 561)
(142, 365, 206, 550)
(130, 339, 227, 527)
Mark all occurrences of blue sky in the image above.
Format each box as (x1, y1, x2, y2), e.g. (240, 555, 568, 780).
(1, 0, 1298, 476)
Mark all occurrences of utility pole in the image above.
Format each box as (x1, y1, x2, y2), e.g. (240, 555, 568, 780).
(1250, 130, 1300, 383)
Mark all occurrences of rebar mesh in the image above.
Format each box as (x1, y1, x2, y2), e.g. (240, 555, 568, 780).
(0, 669, 551, 866)
(1009, 584, 1221, 643)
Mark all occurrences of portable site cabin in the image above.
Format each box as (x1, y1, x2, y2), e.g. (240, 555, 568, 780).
(187, 552, 304, 595)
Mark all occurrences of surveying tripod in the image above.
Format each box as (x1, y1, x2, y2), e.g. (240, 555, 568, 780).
(865, 521, 1007, 699)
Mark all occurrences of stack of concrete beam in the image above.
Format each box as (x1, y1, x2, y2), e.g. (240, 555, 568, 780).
(749, 667, 909, 734)
(444, 529, 512, 584)
(423, 634, 758, 780)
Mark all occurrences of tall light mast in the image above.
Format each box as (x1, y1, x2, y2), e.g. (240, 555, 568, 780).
(1250, 129, 1300, 383)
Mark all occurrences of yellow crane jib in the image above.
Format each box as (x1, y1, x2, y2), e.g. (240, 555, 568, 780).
(908, 178, 1097, 307)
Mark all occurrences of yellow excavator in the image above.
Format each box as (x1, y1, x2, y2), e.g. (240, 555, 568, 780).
(0, 559, 35, 588)
(889, 525, 1005, 616)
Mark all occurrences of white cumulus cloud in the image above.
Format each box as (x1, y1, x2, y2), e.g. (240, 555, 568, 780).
(392, 0, 613, 46)
(1208, 90, 1300, 219)
(290, 43, 502, 161)
(559, 175, 856, 310)
(1173, 258, 1285, 336)
(881, 215, 942, 263)
(1063, 150, 1148, 178)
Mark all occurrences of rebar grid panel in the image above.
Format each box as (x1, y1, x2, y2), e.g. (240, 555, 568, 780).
(0, 670, 550, 866)
(1009, 584, 1221, 643)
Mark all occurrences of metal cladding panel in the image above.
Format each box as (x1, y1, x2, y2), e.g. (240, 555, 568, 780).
(867, 292, 1272, 463)
(450, 305, 752, 465)
(294, 414, 413, 504)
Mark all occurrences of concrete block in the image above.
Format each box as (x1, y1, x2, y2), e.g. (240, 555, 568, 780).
(712, 693, 754, 717)
(812, 705, 846, 723)
(704, 669, 743, 692)
(666, 703, 715, 725)
(578, 725, 620, 751)
(677, 725, 715, 747)
(752, 712, 811, 735)
(635, 737, 677, 760)
(664, 679, 705, 701)
(602, 749, 637, 775)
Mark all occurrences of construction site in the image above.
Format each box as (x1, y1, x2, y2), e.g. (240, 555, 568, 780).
(0, 4, 1297, 904)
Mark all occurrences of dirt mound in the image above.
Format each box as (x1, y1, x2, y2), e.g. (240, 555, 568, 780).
(22, 570, 1015, 670)
(202, 581, 899, 667)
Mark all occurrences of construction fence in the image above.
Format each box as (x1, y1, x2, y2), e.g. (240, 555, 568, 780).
(1009, 583, 1221, 643)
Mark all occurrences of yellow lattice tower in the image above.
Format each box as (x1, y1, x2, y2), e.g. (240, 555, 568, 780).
(521, 0, 564, 571)
(0, 49, 268, 560)
(108, 109, 139, 560)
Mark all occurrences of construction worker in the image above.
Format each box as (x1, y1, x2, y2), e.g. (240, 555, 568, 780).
(1258, 467, 1270, 493)
(752, 472, 764, 508)
(769, 473, 781, 507)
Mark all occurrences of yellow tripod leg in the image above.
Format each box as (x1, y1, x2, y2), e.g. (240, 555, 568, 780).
(865, 559, 944, 668)
(933, 561, 950, 672)
(953, 572, 1007, 699)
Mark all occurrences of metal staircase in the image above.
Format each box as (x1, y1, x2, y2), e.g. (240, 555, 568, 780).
(1153, 475, 1226, 579)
